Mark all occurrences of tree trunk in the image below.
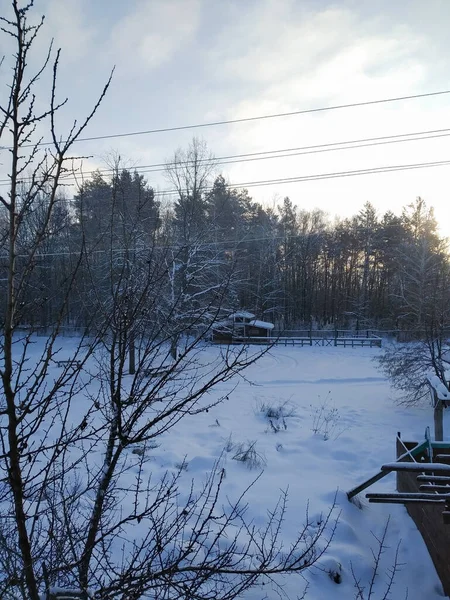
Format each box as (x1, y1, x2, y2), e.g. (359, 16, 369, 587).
(129, 330, 136, 374)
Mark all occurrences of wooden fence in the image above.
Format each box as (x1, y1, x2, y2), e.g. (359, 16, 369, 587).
(230, 333, 382, 348)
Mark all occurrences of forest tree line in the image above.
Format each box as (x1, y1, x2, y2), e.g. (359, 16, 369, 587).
(1, 140, 448, 335)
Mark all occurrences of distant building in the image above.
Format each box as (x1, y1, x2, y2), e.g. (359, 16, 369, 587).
(212, 311, 274, 342)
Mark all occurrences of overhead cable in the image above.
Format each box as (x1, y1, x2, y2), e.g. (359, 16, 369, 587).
(7, 88, 450, 149)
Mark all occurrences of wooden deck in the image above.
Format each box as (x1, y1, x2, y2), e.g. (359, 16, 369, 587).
(347, 432, 450, 596)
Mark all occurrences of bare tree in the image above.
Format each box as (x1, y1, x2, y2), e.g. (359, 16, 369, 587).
(163, 139, 225, 359)
(0, 2, 112, 598)
(0, 5, 341, 600)
(379, 236, 450, 405)
(351, 517, 407, 600)
(165, 137, 215, 243)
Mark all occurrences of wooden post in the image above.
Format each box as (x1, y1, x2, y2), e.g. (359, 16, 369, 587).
(427, 384, 444, 442)
(396, 432, 406, 492)
(435, 399, 444, 442)
(430, 386, 444, 442)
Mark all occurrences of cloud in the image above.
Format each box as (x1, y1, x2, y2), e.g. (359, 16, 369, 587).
(40, 0, 96, 63)
(110, 0, 202, 72)
(200, 0, 431, 163)
(184, 0, 450, 230)
(209, 2, 426, 113)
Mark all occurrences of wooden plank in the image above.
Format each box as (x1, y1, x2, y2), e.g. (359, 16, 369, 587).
(419, 484, 450, 492)
(347, 470, 389, 499)
(367, 492, 450, 500)
(347, 441, 429, 499)
(435, 454, 450, 463)
(430, 441, 450, 449)
(417, 475, 450, 483)
(368, 497, 445, 504)
(381, 462, 450, 473)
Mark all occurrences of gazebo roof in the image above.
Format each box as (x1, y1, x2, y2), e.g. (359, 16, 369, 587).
(229, 311, 256, 320)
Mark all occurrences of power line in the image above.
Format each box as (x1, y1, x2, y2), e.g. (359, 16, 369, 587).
(152, 159, 450, 197)
(131, 129, 450, 176)
(0, 233, 290, 260)
(2, 159, 449, 261)
(0, 222, 420, 261)
(2, 125, 450, 187)
(2, 157, 447, 196)
(9, 88, 450, 149)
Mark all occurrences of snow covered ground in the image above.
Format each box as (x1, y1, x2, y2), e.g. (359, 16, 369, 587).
(12, 339, 449, 599)
(151, 344, 446, 599)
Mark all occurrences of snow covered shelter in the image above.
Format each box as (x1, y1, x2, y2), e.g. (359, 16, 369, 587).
(212, 311, 274, 343)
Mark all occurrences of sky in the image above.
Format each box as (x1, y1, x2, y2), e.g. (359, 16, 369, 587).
(1, 0, 450, 235)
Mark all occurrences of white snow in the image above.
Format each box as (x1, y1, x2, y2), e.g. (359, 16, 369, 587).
(19, 340, 449, 599)
(248, 318, 275, 329)
(152, 345, 446, 600)
(427, 374, 450, 401)
(229, 311, 256, 320)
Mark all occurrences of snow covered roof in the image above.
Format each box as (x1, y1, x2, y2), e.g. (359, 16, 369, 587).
(249, 319, 274, 330)
(441, 348, 450, 362)
(427, 374, 450, 401)
(229, 311, 256, 319)
(213, 318, 274, 332)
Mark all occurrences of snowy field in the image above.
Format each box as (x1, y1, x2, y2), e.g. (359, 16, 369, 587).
(148, 344, 446, 600)
(13, 339, 448, 599)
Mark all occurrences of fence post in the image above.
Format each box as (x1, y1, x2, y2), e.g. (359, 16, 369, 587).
(427, 382, 444, 442)
(434, 395, 444, 442)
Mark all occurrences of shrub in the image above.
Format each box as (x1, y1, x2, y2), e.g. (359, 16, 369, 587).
(310, 392, 345, 441)
(258, 399, 297, 433)
(232, 441, 267, 470)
